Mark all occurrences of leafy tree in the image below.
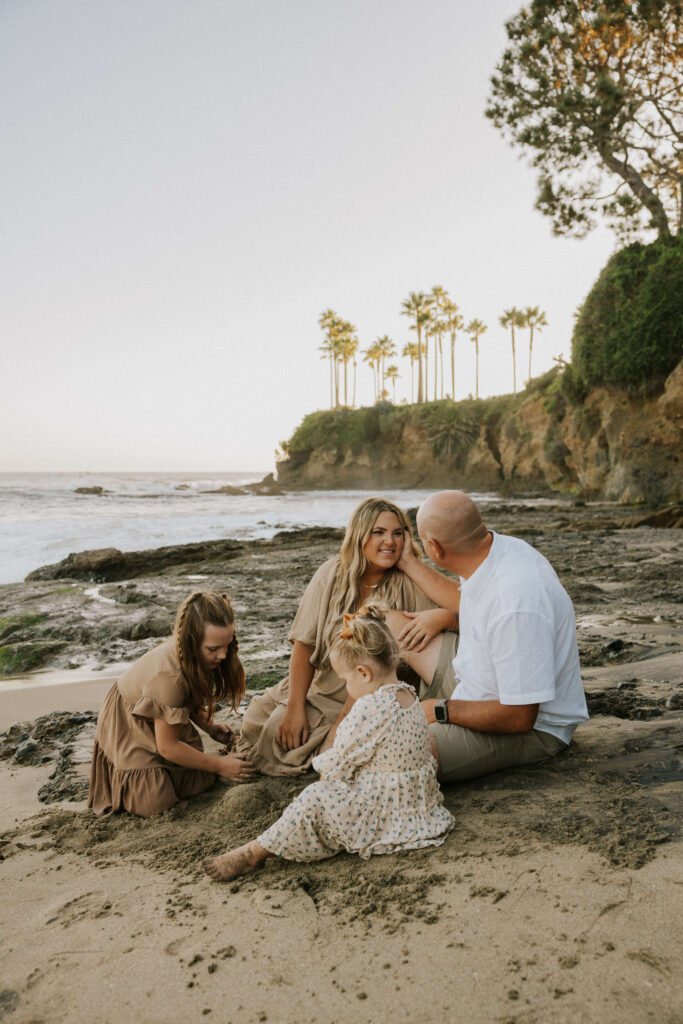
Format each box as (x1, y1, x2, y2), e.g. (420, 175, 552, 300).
(523, 306, 548, 381)
(486, 1, 683, 240)
(572, 234, 683, 389)
(466, 319, 488, 398)
(499, 307, 526, 394)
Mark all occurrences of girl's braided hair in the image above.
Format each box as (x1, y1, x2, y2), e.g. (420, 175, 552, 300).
(329, 604, 399, 672)
(174, 591, 245, 717)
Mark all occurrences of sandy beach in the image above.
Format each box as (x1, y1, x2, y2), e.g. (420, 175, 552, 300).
(1, 502, 681, 1024)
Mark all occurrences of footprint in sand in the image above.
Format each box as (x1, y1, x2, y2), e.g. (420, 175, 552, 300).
(45, 891, 113, 928)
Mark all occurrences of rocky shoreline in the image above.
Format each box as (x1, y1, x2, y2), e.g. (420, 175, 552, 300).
(1, 499, 682, 1023)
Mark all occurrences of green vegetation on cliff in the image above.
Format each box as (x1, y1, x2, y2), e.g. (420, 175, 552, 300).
(572, 236, 683, 392)
(283, 392, 519, 465)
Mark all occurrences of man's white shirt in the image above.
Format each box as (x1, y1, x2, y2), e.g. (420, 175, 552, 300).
(451, 532, 589, 744)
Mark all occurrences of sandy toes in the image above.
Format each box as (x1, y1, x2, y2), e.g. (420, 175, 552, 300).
(201, 843, 265, 882)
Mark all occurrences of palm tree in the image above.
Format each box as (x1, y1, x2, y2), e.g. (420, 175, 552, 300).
(363, 341, 383, 401)
(429, 286, 449, 399)
(385, 364, 400, 403)
(374, 335, 396, 397)
(523, 306, 548, 382)
(442, 299, 464, 400)
(466, 319, 488, 399)
(318, 308, 339, 408)
(499, 307, 525, 395)
(402, 342, 419, 402)
(400, 292, 430, 403)
(334, 319, 357, 406)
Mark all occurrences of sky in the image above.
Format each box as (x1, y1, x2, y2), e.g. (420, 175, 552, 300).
(1, 0, 618, 474)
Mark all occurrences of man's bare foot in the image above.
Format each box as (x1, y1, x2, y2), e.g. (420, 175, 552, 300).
(201, 841, 269, 882)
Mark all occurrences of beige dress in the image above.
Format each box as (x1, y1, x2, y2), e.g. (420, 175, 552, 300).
(88, 638, 216, 817)
(236, 557, 458, 776)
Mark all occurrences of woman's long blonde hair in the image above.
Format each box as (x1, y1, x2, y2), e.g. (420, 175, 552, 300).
(174, 591, 246, 717)
(322, 497, 421, 661)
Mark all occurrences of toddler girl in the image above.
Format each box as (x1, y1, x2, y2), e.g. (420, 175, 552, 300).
(202, 606, 453, 881)
(89, 590, 254, 817)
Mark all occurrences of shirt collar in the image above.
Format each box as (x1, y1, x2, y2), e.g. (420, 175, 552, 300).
(459, 531, 499, 600)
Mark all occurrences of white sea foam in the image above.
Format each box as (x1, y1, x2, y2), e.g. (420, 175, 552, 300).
(0, 471, 513, 585)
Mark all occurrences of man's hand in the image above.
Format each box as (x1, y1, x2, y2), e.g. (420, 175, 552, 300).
(397, 529, 420, 573)
(397, 609, 452, 652)
(275, 706, 309, 751)
(421, 699, 438, 724)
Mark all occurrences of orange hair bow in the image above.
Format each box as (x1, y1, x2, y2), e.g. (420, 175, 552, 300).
(339, 606, 371, 639)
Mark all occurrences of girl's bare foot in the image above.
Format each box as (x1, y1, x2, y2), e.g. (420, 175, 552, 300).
(201, 841, 269, 882)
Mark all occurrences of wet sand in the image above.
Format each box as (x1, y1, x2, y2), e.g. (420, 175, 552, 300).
(1, 502, 682, 1023)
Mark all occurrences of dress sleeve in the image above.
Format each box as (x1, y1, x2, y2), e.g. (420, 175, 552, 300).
(132, 670, 190, 726)
(287, 557, 340, 662)
(311, 692, 395, 781)
(398, 572, 439, 613)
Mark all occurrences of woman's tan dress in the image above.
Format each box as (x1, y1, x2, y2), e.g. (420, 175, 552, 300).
(236, 557, 458, 776)
(88, 638, 216, 817)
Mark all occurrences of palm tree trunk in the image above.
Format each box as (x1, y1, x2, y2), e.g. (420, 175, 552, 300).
(352, 359, 357, 407)
(475, 337, 479, 399)
(450, 335, 455, 400)
(417, 329, 424, 403)
(329, 355, 334, 409)
(511, 328, 517, 395)
(528, 327, 534, 382)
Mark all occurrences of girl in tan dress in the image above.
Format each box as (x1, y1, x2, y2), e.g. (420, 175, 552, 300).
(236, 497, 459, 777)
(203, 607, 454, 882)
(88, 591, 254, 817)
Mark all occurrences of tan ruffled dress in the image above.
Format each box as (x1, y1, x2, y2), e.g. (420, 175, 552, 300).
(236, 557, 458, 777)
(88, 638, 215, 817)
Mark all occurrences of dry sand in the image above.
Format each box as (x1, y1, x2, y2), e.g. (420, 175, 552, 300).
(1, 506, 682, 1023)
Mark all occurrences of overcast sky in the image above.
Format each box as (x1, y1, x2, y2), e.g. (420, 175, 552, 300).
(1, 0, 617, 473)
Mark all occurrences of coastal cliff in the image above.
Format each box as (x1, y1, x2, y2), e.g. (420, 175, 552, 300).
(275, 361, 682, 503)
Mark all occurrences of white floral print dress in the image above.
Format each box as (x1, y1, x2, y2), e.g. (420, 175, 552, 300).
(257, 682, 454, 861)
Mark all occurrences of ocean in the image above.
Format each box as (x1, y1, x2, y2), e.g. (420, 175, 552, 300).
(0, 472, 505, 585)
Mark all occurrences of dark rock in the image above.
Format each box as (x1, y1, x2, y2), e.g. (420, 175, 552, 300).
(14, 739, 39, 763)
(25, 538, 245, 583)
(74, 486, 105, 495)
(617, 506, 683, 530)
(201, 484, 249, 495)
(243, 473, 284, 495)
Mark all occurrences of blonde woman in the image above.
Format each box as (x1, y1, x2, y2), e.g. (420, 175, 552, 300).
(236, 497, 458, 776)
(88, 591, 254, 817)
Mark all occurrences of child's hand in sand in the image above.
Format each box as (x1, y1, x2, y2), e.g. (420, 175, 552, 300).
(216, 752, 255, 783)
(205, 720, 235, 749)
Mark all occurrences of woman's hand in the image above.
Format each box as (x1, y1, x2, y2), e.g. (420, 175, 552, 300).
(275, 706, 309, 751)
(215, 752, 256, 782)
(396, 529, 419, 573)
(397, 609, 452, 652)
(205, 720, 235, 749)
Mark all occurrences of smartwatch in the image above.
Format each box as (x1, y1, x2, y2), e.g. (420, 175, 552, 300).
(434, 699, 450, 724)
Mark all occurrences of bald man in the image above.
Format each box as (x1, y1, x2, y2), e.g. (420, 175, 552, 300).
(397, 491, 588, 782)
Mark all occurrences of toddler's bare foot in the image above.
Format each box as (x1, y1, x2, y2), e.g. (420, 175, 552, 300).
(201, 841, 268, 882)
